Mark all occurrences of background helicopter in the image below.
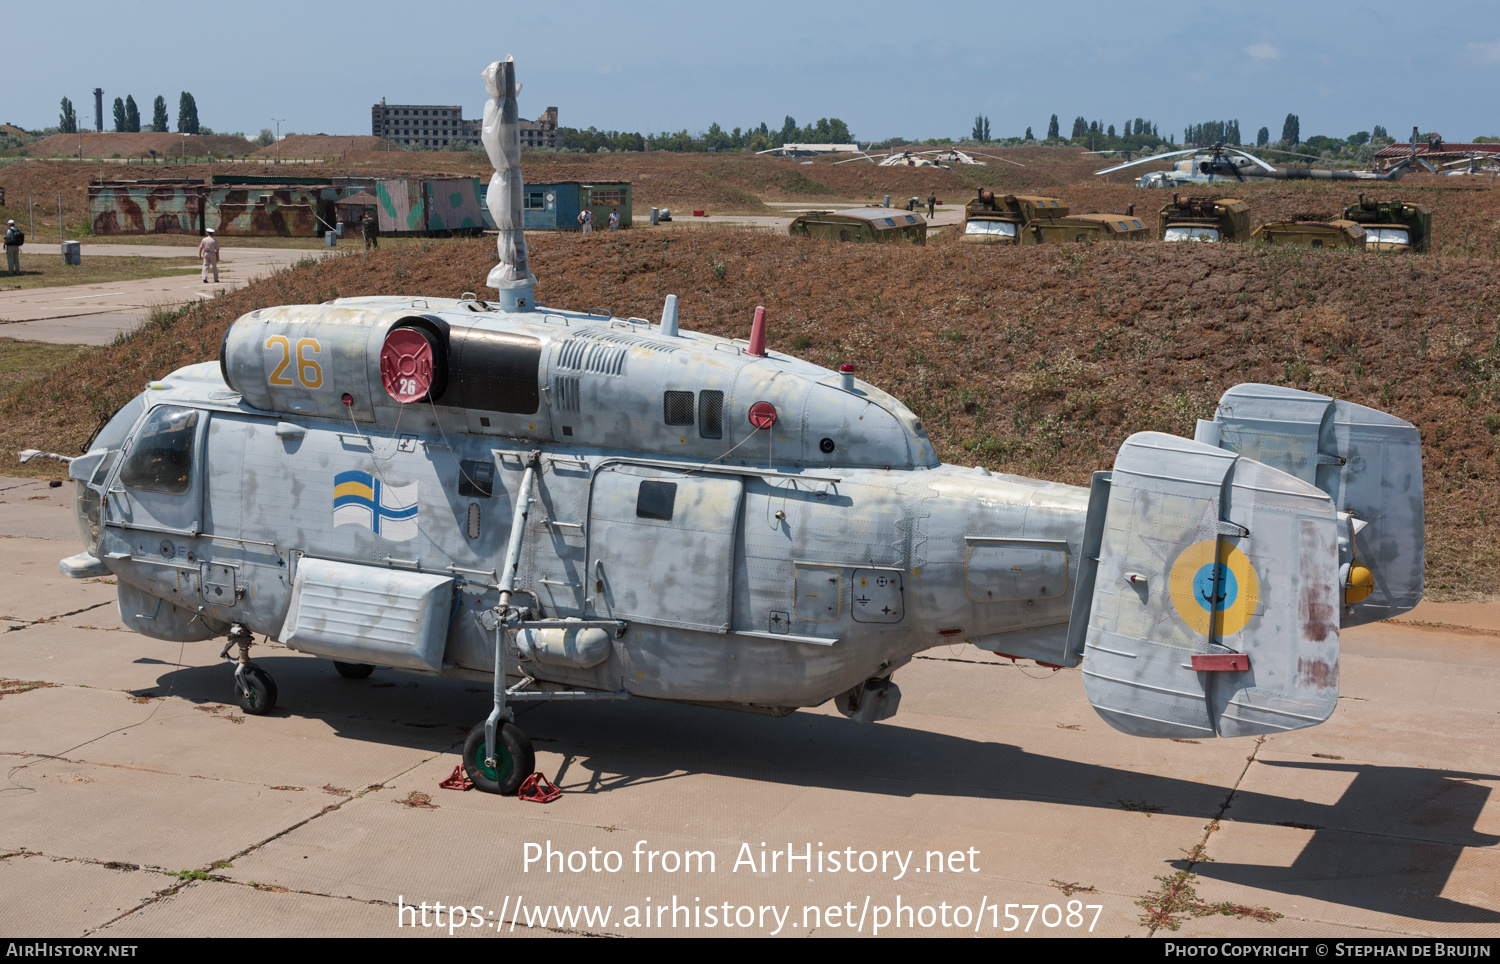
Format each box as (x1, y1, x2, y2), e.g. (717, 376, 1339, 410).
(1095, 143, 1417, 187)
(835, 147, 1025, 169)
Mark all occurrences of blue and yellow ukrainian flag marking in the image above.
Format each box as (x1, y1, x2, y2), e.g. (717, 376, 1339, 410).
(333, 470, 419, 539)
(1169, 539, 1260, 637)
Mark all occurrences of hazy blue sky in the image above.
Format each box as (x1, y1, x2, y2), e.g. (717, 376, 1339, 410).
(9, 1, 1497, 143)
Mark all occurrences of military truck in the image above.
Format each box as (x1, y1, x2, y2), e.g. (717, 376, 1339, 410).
(961, 189, 1067, 245)
(1251, 219, 1366, 250)
(1020, 212, 1151, 245)
(1157, 195, 1250, 242)
(1341, 194, 1431, 253)
(788, 208, 927, 245)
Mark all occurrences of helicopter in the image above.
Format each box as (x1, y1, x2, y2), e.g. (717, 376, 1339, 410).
(1095, 143, 1417, 187)
(835, 147, 1025, 169)
(39, 57, 1426, 796)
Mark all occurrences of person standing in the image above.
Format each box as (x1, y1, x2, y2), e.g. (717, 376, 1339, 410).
(4, 220, 22, 275)
(607, 208, 620, 232)
(927, 193, 937, 219)
(578, 208, 593, 233)
(362, 212, 379, 250)
(197, 227, 220, 283)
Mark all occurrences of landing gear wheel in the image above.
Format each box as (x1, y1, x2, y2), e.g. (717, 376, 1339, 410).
(236, 665, 278, 715)
(462, 720, 534, 795)
(333, 661, 375, 680)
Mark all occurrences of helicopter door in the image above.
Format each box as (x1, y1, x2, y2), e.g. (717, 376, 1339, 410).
(587, 466, 743, 632)
(108, 404, 209, 537)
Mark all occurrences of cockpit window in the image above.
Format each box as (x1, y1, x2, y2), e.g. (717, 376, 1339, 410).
(119, 406, 199, 495)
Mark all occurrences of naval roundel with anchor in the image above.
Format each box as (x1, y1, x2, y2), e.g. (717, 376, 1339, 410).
(1168, 539, 1261, 637)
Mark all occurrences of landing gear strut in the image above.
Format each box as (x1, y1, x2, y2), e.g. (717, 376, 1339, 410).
(221, 624, 277, 715)
(461, 454, 628, 795)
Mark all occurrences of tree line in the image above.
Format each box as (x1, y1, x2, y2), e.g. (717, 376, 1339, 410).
(558, 115, 853, 154)
(56, 93, 202, 134)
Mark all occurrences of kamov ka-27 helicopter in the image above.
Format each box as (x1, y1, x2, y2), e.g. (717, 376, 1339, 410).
(41, 57, 1426, 795)
(1095, 143, 1418, 187)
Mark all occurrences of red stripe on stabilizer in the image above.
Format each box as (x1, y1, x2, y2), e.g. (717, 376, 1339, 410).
(1191, 653, 1250, 672)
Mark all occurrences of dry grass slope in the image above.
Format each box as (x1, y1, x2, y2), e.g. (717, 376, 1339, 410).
(3, 230, 1497, 597)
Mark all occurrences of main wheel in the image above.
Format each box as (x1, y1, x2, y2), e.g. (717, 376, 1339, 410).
(237, 665, 277, 715)
(333, 661, 375, 680)
(462, 720, 534, 795)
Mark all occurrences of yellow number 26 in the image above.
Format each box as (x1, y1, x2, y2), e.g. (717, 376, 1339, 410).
(265, 335, 323, 389)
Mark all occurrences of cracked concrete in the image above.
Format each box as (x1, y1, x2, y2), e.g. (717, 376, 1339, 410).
(1, 510, 1498, 936)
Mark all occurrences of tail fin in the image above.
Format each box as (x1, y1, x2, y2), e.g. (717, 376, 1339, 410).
(1069, 385, 1423, 739)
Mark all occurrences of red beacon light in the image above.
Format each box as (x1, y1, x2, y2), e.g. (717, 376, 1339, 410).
(839, 363, 856, 392)
(380, 327, 435, 404)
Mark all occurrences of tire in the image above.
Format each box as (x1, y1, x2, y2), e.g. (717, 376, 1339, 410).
(333, 661, 374, 680)
(462, 720, 534, 795)
(237, 665, 277, 715)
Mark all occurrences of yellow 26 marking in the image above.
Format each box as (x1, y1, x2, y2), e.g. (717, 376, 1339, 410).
(265, 335, 322, 389)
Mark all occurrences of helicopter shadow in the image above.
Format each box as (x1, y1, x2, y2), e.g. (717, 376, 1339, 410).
(154, 655, 1500, 924)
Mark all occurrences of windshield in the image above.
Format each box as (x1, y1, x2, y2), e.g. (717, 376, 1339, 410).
(964, 220, 1017, 237)
(1163, 226, 1221, 242)
(1365, 227, 1410, 245)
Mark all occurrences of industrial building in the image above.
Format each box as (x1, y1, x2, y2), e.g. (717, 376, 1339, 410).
(370, 100, 558, 149)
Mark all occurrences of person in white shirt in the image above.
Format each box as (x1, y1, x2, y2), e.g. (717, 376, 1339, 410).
(197, 228, 220, 283)
(578, 209, 593, 233)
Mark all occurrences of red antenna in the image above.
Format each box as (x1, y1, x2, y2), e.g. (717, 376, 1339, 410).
(748, 305, 767, 357)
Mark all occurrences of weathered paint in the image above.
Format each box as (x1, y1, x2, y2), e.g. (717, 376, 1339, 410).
(89, 182, 206, 235)
(90, 180, 351, 237)
(789, 209, 927, 245)
(1250, 220, 1366, 250)
(511, 182, 633, 232)
(1157, 196, 1250, 242)
(1021, 213, 1151, 244)
(375, 179, 426, 233)
(66, 300, 1424, 734)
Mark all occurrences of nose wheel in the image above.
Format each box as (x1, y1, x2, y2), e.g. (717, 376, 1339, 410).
(221, 624, 278, 715)
(236, 665, 278, 715)
(462, 720, 534, 795)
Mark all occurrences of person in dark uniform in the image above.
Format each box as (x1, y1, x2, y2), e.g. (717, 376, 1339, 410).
(927, 194, 937, 219)
(362, 212, 379, 251)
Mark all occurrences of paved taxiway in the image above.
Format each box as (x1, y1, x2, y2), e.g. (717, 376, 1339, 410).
(0, 476, 1496, 937)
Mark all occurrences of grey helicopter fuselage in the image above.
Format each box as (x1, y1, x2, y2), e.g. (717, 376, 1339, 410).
(70, 295, 1087, 715)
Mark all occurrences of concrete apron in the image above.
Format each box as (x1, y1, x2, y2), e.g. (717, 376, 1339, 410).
(0, 486, 1496, 937)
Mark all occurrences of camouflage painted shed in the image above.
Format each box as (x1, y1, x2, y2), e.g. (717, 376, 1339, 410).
(89, 181, 206, 236)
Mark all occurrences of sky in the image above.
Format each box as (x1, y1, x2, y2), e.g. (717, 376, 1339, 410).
(8, 1, 1498, 144)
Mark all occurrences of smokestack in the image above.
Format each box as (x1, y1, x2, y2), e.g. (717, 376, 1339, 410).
(93, 89, 103, 133)
(480, 57, 535, 311)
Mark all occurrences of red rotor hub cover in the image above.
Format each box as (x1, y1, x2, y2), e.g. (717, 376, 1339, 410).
(380, 328, 435, 404)
(748, 401, 778, 430)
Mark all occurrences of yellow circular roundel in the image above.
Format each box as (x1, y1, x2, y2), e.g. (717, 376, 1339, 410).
(1169, 540, 1261, 637)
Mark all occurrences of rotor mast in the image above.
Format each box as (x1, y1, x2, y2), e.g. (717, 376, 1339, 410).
(482, 57, 536, 311)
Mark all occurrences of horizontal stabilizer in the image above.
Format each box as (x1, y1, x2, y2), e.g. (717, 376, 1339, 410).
(1078, 433, 1341, 739)
(1201, 384, 1424, 627)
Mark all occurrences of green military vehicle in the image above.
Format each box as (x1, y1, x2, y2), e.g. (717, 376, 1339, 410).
(1251, 218, 1366, 250)
(1020, 212, 1151, 245)
(1341, 195, 1432, 253)
(788, 208, 927, 245)
(1157, 195, 1250, 242)
(961, 189, 1067, 245)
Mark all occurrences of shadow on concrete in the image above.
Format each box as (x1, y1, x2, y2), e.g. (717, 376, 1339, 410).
(154, 654, 1500, 924)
